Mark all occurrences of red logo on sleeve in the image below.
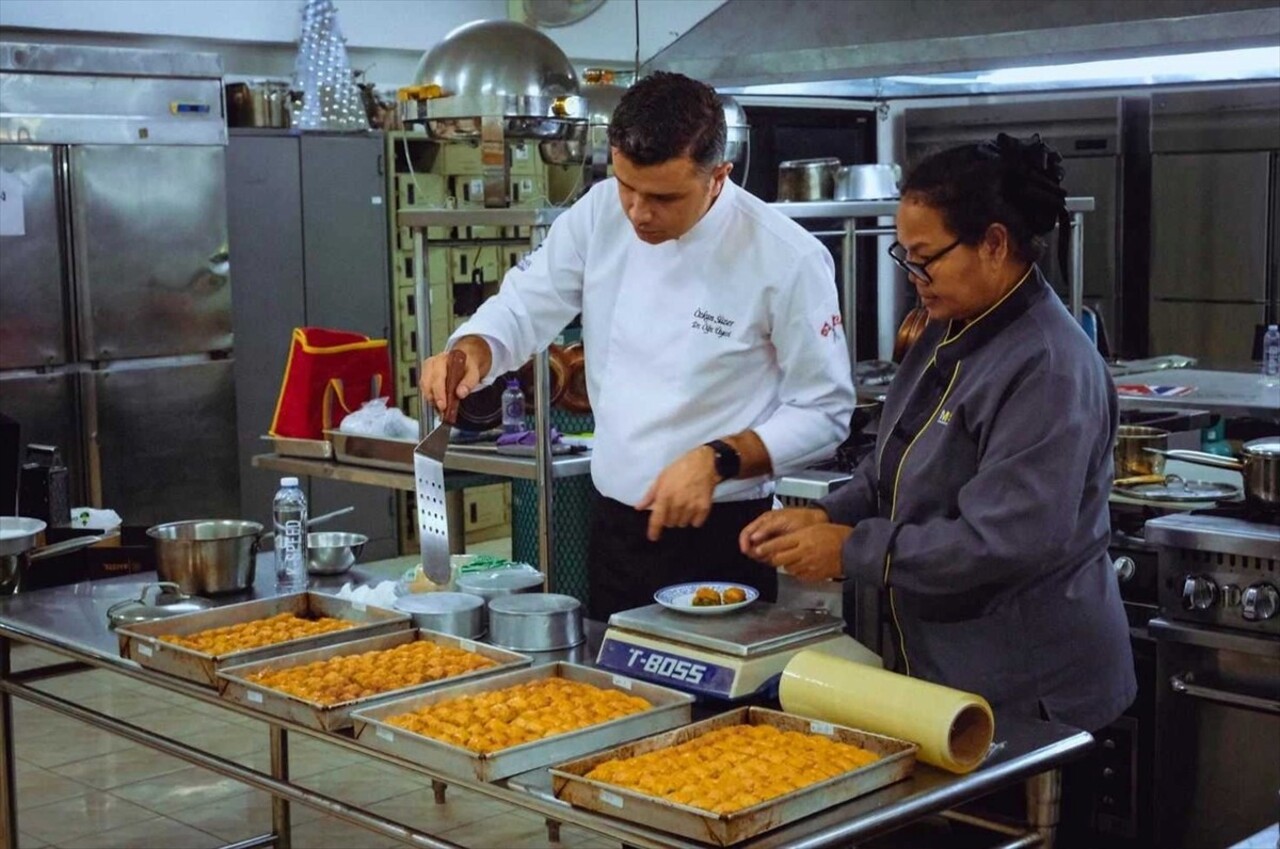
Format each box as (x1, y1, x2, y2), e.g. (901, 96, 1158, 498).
(819, 314, 843, 338)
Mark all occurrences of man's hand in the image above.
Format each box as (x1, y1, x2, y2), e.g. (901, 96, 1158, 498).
(739, 507, 828, 560)
(419, 336, 492, 415)
(753, 523, 852, 582)
(636, 446, 720, 542)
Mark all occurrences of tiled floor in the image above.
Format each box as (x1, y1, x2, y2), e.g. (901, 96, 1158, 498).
(6, 644, 613, 849)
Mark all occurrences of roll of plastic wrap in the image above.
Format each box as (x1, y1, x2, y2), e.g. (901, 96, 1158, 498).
(779, 649, 994, 774)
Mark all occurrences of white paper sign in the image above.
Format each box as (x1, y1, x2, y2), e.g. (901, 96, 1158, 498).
(611, 675, 632, 691)
(247, 690, 264, 704)
(376, 726, 395, 743)
(0, 172, 25, 236)
(137, 643, 154, 657)
(599, 790, 624, 808)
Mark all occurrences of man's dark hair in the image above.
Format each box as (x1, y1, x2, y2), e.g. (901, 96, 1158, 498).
(901, 133, 1071, 277)
(607, 71, 725, 170)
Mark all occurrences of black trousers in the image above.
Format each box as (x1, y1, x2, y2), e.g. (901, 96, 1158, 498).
(586, 489, 777, 621)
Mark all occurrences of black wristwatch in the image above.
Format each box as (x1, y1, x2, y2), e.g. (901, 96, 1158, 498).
(705, 439, 741, 480)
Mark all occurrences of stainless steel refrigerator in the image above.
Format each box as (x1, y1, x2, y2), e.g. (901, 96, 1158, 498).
(0, 43, 238, 525)
(1148, 85, 1280, 366)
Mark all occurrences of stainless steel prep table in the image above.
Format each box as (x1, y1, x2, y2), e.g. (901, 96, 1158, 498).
(1114, 368, 1280, 420)
(0, 561, 1092, 849)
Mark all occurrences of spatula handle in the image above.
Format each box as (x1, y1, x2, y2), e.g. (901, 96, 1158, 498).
(442, 349, 467, 425)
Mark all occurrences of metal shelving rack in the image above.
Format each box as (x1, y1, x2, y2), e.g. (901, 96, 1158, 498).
(401, 206, 577, 586)
(768, 196, 1097, 366)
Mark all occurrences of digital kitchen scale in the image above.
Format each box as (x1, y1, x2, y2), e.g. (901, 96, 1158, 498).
(597, 602, 880, 700)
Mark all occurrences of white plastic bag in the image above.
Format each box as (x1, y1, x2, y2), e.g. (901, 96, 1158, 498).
(339, 397, 419, 438)
(339, 397, 392, 435)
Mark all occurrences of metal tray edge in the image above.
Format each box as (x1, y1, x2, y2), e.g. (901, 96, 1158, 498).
(548, 707, 918, 845)
(215, 630, 531, 731)
(350, 664, 695, 782)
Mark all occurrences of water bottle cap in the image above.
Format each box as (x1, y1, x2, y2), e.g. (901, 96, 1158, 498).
(280, 476, 299, 487)
(1269, 324, 1278, 331)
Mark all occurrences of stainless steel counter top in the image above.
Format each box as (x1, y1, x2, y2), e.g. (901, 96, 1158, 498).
(1115, 368, 1280, 420)
(0, 563, 1093, 849)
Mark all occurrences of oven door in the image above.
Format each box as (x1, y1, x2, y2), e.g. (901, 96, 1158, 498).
(1151, 618, 1280, 849)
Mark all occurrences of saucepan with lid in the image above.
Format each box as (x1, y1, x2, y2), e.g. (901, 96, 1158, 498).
(1147, 437, 1280, 509)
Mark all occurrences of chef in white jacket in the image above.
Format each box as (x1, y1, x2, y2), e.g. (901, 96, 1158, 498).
(422, 72, 854, 619)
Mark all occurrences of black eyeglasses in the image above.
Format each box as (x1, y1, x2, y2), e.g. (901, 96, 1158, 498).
(887, 239, 962, 284)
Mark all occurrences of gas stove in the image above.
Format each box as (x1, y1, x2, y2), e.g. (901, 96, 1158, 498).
(1145, 507, 1280, 636)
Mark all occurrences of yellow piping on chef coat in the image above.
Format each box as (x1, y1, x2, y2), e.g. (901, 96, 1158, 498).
(936, 264, 1034, 349)
(884, 360, 963, 678)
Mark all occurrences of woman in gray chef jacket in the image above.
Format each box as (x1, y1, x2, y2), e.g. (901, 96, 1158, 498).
(741, 134, 1136, 735)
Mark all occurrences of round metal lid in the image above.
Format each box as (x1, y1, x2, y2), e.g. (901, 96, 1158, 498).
(107, 583, 214, 628)
(1115, 477, 1243, 503)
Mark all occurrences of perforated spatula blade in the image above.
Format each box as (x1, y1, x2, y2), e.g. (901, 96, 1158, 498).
(415, 350, 466, 585)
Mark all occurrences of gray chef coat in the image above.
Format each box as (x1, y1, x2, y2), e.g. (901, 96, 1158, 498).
(820, 267, 1136, 733)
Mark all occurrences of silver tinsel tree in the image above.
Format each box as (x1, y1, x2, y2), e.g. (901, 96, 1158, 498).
(293, 0, 368, 131)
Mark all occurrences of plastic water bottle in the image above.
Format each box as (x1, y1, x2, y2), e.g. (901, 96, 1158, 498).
(1262, 324, 1280, 388)
(273, 477, 308, 592)
(501, 378, 526, 434)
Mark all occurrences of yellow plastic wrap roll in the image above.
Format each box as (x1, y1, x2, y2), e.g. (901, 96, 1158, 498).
(779, 649, 994, 774)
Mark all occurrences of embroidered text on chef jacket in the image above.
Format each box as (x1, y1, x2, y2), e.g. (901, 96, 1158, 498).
(449, 178, 856, 507)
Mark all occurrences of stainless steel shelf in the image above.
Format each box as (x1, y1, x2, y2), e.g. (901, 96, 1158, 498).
(767, 197, 1094, 220)
(398, 207, 565, 228)
(252, 449, 591, 488)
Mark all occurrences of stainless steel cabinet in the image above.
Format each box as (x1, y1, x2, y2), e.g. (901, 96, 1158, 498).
(1150, 152, 1270, 302)
(86, 359, 239, 526)
(70, 145, 231, 359)
(227, 131, 396, 560)
(0, 145, 67, 368)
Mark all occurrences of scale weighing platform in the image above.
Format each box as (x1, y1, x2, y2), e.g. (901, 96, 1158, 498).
(597, 602, 878, 700)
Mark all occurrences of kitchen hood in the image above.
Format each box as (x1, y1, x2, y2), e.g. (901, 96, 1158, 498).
(644, 0, 1280, 96)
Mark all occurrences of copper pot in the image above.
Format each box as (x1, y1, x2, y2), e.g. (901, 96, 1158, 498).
(893, 305, 930, 363)
(559, 342, 590, 414)
(1114, 426, 1168, 480)
(516, 344, 568, 410)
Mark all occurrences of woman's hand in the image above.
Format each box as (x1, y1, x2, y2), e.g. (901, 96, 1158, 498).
(739, 507, 828, 560)
(753, 523, 853, 582)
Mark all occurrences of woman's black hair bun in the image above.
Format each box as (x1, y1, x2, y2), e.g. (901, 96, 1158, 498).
(979, 132, 1068, 236)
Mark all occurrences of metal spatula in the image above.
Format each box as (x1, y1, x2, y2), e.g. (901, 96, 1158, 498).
(416, 349, 466, 585)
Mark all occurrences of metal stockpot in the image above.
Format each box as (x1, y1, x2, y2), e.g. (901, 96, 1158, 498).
(0, 517, 116, 595)
(777, 158, 840, 202)
(1114, 426, 1169, 480)
(225, 80, 293, 128)
(835, 163, 901, 201)
(487, 593, 584, 651)
(147, 519, 262, 595)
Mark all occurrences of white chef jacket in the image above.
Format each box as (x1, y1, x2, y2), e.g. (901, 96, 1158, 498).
(448, 178, 855, 507)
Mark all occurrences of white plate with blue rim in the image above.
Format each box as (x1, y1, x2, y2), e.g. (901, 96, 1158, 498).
(653, 582, 759, 616)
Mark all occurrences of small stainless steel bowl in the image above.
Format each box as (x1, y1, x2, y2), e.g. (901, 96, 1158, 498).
(393, 592, 485, 638)
(488, 593, 584, 651)
(305, 531, 368, 575)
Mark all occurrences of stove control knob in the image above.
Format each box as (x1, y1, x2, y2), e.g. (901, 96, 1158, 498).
(1182, 576, 1217, 611)
(1113, 556, 1136, 583)
(1241, 583, 1279, 622)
